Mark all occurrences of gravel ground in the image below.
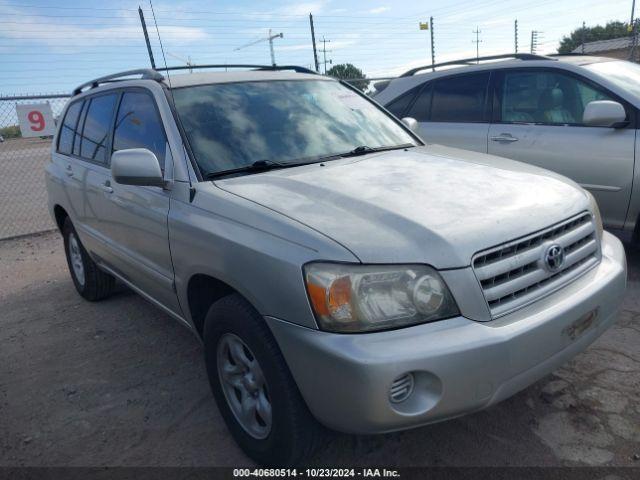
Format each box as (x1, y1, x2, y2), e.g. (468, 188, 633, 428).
(0, 231, 638, 467)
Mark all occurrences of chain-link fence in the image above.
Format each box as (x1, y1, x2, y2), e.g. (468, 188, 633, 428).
(0, 94, 70, 240)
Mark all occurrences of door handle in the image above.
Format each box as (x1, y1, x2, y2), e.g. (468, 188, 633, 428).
(490, 134, 518, 143)
(65, 165, 74, 177)
(101, 181, 113, 194)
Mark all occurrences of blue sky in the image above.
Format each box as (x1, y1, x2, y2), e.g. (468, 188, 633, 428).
(0, 0, 633, 96)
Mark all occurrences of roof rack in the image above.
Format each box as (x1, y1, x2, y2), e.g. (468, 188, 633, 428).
(72, 64, 318, 96)
(73, 69, 164, 95)
(155, 64, 318, 75)
(400, 53, 554, 77)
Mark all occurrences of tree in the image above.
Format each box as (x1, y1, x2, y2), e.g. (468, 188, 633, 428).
(327, 63, 367, 91)
(558, 21, 630, 54)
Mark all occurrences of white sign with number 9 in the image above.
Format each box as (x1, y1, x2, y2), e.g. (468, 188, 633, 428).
(16, 103, 56, 138)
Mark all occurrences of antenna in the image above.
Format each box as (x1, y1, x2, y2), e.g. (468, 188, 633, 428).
(147, 1, 197, 195)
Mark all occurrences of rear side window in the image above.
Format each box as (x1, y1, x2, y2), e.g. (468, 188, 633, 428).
(113, 91, 167, 169)
(430, 73, 490, 123)
(57, 100, 83, 155)
(79, 93, 118, 164)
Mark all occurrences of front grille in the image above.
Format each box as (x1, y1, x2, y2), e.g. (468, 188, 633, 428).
(472, 212, 600, 318)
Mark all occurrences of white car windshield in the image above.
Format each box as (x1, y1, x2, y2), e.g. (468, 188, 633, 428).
(171, 79, 417, 176)
(584, 60, 640, 99)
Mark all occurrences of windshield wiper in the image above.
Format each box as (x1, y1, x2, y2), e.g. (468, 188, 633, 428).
(204, 159, 294, 180)
(339, 143, 417, 159)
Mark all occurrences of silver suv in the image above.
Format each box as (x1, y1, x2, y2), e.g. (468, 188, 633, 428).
(375, 54, 640, 244)
(46, 66, 627, 465)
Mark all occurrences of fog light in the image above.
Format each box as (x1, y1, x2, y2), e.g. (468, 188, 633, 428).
(389, 373, 414, 403)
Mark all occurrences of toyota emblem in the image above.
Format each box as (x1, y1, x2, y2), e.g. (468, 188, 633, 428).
(543, 244, 565, 272)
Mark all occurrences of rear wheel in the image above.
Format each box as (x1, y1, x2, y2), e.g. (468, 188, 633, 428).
(203, 294, 322, 466)
(62, 217, 115, 301)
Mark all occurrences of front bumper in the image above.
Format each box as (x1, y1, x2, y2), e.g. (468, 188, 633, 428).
(266, 231, 627, 434)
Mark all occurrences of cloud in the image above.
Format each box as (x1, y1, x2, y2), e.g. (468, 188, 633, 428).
(369, 6, 390, 14)
(0, 3, 211, 54)
(282, 1, 327, 16)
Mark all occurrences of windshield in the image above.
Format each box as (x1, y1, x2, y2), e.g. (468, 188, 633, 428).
(584, 60, 640, 98)
(171, 79, 417, 176)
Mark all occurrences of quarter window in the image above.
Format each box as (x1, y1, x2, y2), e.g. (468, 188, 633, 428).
(430, 73, 490, 123)
(499, 70, 619, 125)
(113, 92, 167, 169)
(57, 100, 83, 155)
(406, 84, 432, 122)
(79, 93, 118, 163)
(385, 86, 420, 118)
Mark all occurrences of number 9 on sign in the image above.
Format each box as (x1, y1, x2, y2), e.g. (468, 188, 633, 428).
(16, 103, 56, 137)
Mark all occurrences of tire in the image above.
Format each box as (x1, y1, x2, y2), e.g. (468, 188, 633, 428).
(203, 294, 322, 466)
(62, 217, 115, 301)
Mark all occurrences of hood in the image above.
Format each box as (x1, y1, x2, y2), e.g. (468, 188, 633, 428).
(214, 145, 589, 268)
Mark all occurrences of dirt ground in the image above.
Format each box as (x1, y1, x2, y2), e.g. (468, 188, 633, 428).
(0, 231, 638, 467)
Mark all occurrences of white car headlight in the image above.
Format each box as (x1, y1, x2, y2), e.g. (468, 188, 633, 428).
(586, 191, 604, 242)
(304, 263, 459, 333)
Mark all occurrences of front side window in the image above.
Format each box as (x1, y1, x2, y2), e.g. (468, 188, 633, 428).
(79, 93, 118, 163)
(57, 100, 83, 155)
(172, 80, 417, 176)
(499, 70, 617, 125)
(430, 73, 490, 123)
(113, 92, 167, 169)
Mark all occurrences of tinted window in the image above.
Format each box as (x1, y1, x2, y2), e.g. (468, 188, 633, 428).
(73, 101, 88, 156)
(57, 100, 83, 155)
(113, 92, 167, 169)
(500, 70, 617, 125)
(79, 93, 117, 163)
(385, 87, 419, 118)
(430, 73, 490, 123)
(172, 80, 417, 176)
(406, 84, 432, 122)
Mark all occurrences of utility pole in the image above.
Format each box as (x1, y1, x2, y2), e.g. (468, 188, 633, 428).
(514, 19, 518, 53)
(472, 27, 482, 63)
(138, 6, 156, 69)
(320, 36, 332, 74)
(632, 0, 637, 30)
(309, 14, 320, 72)
(581, 21, 586, 53)
(531, 30, 539, 54)
(430, 16, 435, 70)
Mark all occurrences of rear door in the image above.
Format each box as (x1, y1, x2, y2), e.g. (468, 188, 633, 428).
(487, 68, 635, 229)
(82, 89, 179, 313)
(405, 71, 491, 153)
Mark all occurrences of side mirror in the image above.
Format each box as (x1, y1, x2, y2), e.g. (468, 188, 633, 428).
(111, 148, 164, 187)
(583, 100, 626, 127)
(401, 117, 420, 133)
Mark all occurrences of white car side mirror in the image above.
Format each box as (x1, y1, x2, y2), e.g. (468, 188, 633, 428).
(401, 117, 420, 133)
(111, 148, 164, 187)
(583, 100, 626, 128)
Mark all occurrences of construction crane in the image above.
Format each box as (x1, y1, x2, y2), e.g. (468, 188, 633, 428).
(168, 52, 194, 73)
(234, 29, 284, 66)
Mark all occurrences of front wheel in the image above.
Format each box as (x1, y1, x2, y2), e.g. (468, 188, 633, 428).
(203, 294, 322, 466)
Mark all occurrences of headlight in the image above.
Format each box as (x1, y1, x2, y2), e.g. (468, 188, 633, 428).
(304, 263, 459, 333)
(586, 191, 603, 242)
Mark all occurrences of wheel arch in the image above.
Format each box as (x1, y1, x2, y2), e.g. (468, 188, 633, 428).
(53, 204, 69, 232)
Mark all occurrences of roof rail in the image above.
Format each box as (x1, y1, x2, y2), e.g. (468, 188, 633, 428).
(400, 53, 554, 77)
(73, 69, 164, 95)
(155, 64, 319, 75)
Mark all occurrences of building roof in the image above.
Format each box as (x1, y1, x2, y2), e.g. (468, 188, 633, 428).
(572, 37, 633, 54)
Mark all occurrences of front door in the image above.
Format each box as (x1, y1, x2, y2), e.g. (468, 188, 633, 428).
(488, 68, 635, 229)
(82, 89, 179, 314)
